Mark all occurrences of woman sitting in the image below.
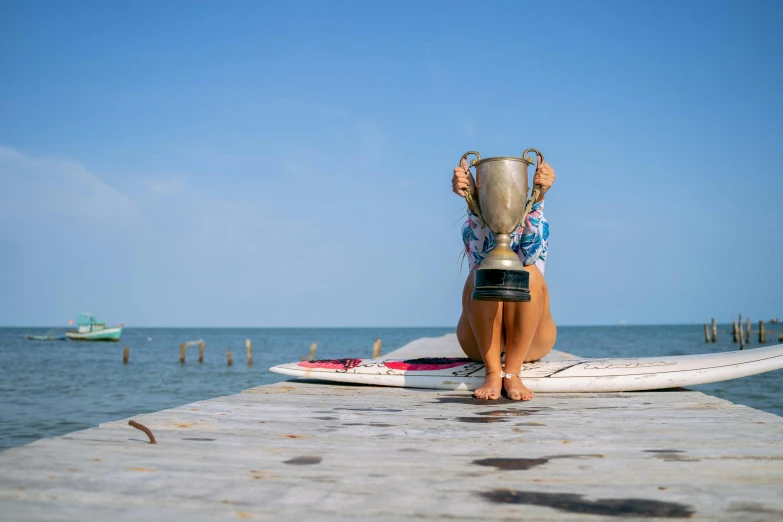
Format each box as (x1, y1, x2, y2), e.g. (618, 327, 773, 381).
(452, 158, 557, 401)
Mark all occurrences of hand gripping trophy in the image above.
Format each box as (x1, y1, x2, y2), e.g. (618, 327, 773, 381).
(458, 148, 544, 302)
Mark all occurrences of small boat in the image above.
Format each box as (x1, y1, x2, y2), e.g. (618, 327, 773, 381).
(26, 330, 67, 341)
(66, 313, 123, 342)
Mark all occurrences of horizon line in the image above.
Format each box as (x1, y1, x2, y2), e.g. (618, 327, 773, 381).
(1, 322, 736, 329)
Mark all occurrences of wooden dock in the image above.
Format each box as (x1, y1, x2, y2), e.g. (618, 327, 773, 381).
(1, 335, 782, 521)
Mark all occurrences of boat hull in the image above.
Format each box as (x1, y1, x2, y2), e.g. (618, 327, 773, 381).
(66, 327, 123, 342)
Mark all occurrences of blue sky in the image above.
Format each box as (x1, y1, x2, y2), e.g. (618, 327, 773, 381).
(1, 0, 781, 327)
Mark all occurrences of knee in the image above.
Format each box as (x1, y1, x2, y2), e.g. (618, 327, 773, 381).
(456, 314, 470, 341)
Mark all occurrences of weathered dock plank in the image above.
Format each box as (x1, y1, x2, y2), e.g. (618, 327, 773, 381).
(1, 337, 782, 521)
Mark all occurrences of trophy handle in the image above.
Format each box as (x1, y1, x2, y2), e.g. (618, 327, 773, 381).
(459, 150, 482, 168)
(522, 148, 543, 166)
(522, 148, 544, 217)
(458, 151, 482, 217)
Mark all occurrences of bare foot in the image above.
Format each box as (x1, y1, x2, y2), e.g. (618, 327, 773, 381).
(474, 372, 502, 400)
(502, 373, 535, 401)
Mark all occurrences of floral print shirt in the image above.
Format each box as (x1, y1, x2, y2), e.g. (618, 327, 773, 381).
(461, 200, 549, 275)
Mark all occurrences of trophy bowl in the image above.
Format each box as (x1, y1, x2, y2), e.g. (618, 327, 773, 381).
(460, 148, 543, 302)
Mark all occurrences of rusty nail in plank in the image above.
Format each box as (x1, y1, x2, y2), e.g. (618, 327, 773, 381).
(129, 420, 157, 444)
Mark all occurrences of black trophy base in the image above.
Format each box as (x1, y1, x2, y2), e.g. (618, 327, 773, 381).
(471, 268, 531, 302)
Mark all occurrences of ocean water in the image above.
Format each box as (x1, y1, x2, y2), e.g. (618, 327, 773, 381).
(1, 325, 781, 451)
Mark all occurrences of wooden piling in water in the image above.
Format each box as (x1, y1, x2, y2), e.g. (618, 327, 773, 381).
(373, 338, 382, 358)
(246, 339, 252, 365)
(179, 340, 205, 364)
(737, 314, 745, 350)
(123, 347, 129, 364)
(700, 317, 783, 345)
(302, 343, 318, 362)
(227, 348, 233, 366)
(732, 320, 739, 343)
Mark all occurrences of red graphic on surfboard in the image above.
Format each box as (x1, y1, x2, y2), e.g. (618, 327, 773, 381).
(384, 357, 470, 371)
(298, 358, 363, 370)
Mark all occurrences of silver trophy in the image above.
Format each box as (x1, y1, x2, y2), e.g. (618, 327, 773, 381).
(459, 149, 544, 302)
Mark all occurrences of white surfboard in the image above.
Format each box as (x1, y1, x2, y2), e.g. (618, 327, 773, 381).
(269, 344, 783, 392)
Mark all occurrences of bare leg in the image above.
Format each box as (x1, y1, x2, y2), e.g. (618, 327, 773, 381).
(457, 269, 504, 400)
(501, 264, 557, 400)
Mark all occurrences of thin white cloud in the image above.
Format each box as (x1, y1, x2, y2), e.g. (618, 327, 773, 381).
(145, 176, 187, 196)
(319, 105, 351, 119)
(0, 145, 138, 226)
(460, 121, 476, 139)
